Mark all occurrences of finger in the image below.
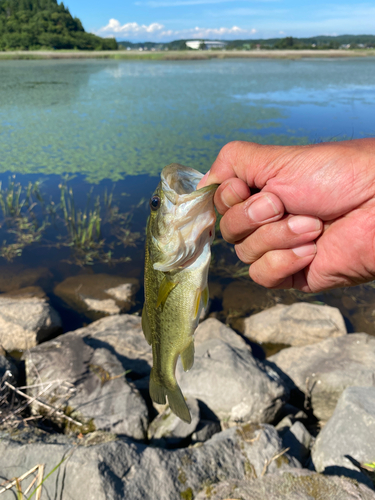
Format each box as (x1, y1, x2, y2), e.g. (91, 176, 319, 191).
(220, 192, 285, 244)
(235, 215, 322, 264)
(249, 244, 317, 289)
(197, 141, 290, 189)
(214, 178, 251, 215)
(265, 269, 312, 292)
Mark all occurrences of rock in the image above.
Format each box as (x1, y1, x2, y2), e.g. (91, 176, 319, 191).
(195, 469, 375, 500)
(0, 295, 62, 351)
(0, 265, 51, 293)
(74, 314, 152, 377)
(177, 335, 288, 425)
(269, 333, 375, 422)
(195, 317, 251, 350)
(147, 397, 200, 447)
(244, 302, 347, 347)
(54, 274, 139, 318)
(24, 332, 148, 439)
(191, 419, 221, 443)
(281, 421, 312, 465)
(312, 386, 375, 487)
(0, 355, 18, 381)
(0, 422, 298, 500)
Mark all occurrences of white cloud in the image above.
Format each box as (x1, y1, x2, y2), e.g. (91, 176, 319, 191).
(97, 19, 165, 37)
(96, 20, 257, 40)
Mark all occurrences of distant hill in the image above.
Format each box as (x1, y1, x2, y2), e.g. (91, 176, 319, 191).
(118, 34, 375, 51)
(0, 0, 117, 50)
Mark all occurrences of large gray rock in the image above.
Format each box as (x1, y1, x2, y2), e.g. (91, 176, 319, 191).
(312, 386, 375, 486)
(0, 295, 62, 351)
(244, 302, 347, 347)
(269, 333, 375, 422)
(195, 317, 251, 350)
(195, 469, 375, 500)
(177, 335, 288, 424)
(74, 314, 152, 377)
(24, 332, 148, 439)
(54, 274, 139, 318)
(0, 423, 298, 500)
(148, 396, 200, 447)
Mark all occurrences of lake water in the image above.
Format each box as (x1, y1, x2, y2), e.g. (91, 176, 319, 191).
(1, 57, 375, 342)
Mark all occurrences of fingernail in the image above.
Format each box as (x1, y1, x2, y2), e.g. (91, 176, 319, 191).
(288, 216, 321, 234)
(222, 184, 245, 208)
(292, 243, 316, 257)
(247, 195, 280, 222)
(200, 170, 210, 185)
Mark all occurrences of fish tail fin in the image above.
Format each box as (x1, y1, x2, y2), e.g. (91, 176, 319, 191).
(149, 369, 192, 424)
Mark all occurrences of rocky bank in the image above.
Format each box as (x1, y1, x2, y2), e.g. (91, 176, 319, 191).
(0, 293, 375, 500)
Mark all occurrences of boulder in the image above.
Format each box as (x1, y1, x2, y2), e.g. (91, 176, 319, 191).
(194, 317, 251, 351)
(147, 396, 200, 448)
(312, 386, 375, 487)
(0, 423, 298, 500)
(191, 419, 221, 443)
(177, 334, 288, 424)
(0, 294, 62, 351)
(54, 274, 139, 318)
(195, 469, 375, 500)
(269, 333, 375, 422)
(281, 421, 312, 465)
(244, 302, 347, 347)
(24, 332, 148, 439)
(74, 314, 152, 378)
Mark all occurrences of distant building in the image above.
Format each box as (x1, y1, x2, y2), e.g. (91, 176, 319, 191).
(186, 40, 227, 50)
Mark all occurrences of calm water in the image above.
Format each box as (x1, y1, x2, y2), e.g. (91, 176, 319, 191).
(1, 57, 375, 340)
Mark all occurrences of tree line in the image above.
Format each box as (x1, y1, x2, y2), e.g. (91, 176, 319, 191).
(0, 0, 117, 50)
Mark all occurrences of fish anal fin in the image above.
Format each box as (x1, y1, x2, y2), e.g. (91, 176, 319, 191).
(156, 277, 178, 310)
(141, 306, 152, 345)
(180, 340, 194, 372)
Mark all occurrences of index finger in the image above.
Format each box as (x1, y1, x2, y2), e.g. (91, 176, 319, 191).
(197, 141, 286, 190)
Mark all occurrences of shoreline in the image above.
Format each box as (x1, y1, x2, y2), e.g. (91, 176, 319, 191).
(0, 49, 374, 60)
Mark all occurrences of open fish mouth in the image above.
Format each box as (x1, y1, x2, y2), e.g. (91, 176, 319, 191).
(152, 164, 218, 272)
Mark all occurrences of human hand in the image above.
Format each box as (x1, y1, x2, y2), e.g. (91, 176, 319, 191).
(197, 139, 375, 292)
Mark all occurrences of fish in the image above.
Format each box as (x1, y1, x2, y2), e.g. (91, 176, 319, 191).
(142, 163, 218, 423)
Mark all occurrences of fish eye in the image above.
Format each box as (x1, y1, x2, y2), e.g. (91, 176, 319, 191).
(150, 195, 161, 211)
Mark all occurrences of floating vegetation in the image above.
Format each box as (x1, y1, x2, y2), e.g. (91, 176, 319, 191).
(0, 176, 144, 266)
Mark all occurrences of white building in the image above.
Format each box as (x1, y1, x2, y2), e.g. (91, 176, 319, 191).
(186, 40, 227, 50)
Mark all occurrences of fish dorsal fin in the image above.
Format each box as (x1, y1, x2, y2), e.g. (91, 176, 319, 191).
(156, 277, 178, 310)
(141, 306, 152, 345)
(180, 340, 194, 372)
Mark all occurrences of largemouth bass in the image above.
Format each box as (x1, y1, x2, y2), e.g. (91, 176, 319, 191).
(142, 163, 217, 423)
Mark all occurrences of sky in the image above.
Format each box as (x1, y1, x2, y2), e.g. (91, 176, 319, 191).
(64, 0, 375, 43)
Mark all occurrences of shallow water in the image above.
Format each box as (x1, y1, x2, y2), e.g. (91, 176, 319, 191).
(1, 57, 375, 340)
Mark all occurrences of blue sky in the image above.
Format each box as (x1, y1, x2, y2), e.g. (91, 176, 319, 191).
(64, 0, 375, 42)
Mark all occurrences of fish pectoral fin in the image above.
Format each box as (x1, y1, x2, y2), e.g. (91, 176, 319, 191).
(193, 285, 209, 320)
(202, 285, 209, 309)
(141, 306, 152, 345)
(180, 340, 194, 372)
(156, 277, 178, 310)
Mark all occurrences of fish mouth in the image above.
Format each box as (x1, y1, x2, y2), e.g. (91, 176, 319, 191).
(153, 164, 218, 272)
(161, 163, 218, 202)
